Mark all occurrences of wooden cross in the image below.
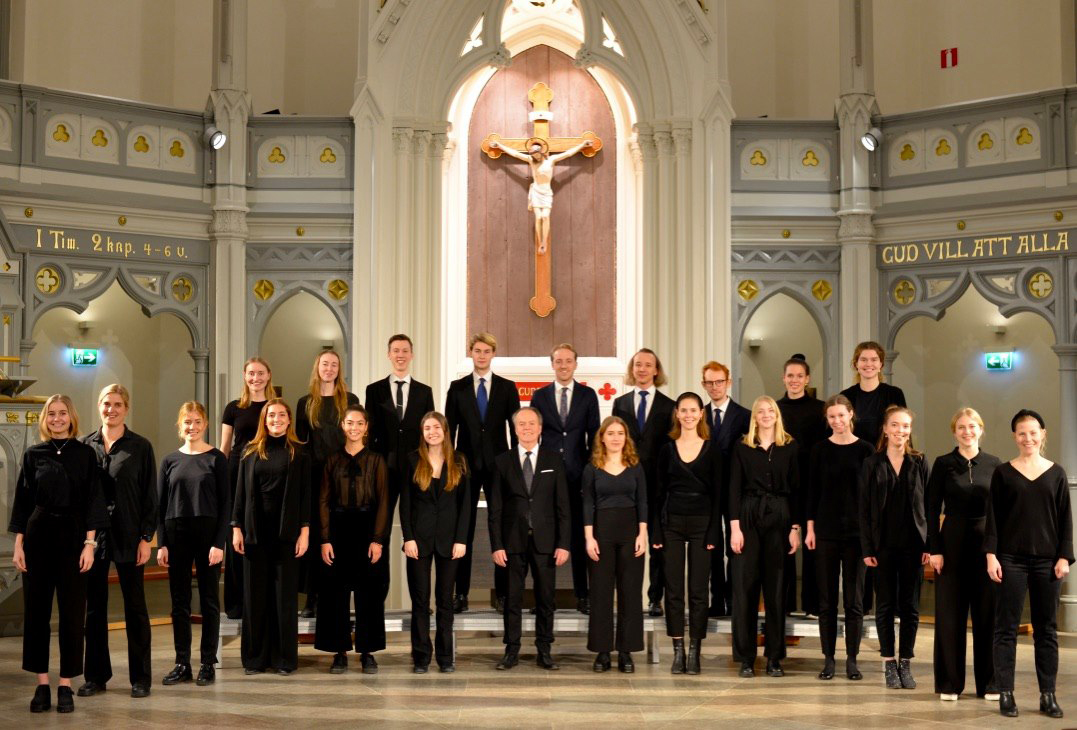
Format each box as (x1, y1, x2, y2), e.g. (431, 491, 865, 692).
(480, 82, 603, 318)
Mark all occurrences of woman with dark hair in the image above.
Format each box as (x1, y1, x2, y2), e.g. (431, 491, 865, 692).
(231, 398, 310, 676)
(729, 395, 800, 678)
(859, 405, 929, 690)
(839, 342, 906, 446)
(651, 392, 721, 675)
(986, 409, 1072, 719)
(400, 411, 469, 673)
(10, 395, 106, 713)
(157, 401, 230, 688)
(295, 349, 359, 618)
(805, 394, 873, 681)
(220, 356, 274, 618)
(583, 416, 648, 673)
(314, 405, 389, 675)
(928, 407, 1000, 702)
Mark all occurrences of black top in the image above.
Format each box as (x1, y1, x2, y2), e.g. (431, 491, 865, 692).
(319, 447, 389, 544)
(926, 448, 1001, 554)
(82, 426, 158, 562)
(399, 451, 472, 558)
(807, 438, 875, 541)
(581, 463, 648, 525)
(728, 440, 801, 530)
(254, 436, 291, 522)
(858, 452, 928, 557)
(295, 392, 360, 464)
(221, 399, 267, 462)
(653, 441, 722, 546)
(158, 448, 231, 549)
(839, 382, 906, 448)
(9, 440, 108, 534)
(881, 463, 923, 550)
(777, 394, 827, 489)
(232, 441, 311, 546)
(984, 462, 1074, 563)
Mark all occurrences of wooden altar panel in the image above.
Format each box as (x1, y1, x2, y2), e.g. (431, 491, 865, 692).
(467, 45, 616, 357)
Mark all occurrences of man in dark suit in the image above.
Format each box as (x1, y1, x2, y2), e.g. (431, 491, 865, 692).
(612, 348, 675, 617)
(701, 360, 751, 617)
(445, 332, 521, 612)
(487, 407, 571, 670)
(531, 343, 600, 615)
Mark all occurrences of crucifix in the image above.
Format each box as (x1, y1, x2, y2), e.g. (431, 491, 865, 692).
(480, 82, 603, 318)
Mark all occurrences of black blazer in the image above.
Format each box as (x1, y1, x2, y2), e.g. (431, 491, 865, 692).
(366, 376, 436, 474)
(231, 447, 311, 546)
(487, 447, 570, 555)
(399, 451, 472, 558)
(531, 381, 600, 484)
(611, 389, 676, 493)
(706, 399, 752, 454)
(445, 372, 521, 473)
(858, 451, 929, 558)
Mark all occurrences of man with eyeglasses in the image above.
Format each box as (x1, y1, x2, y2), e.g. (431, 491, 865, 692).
(700, 361, 750, 617)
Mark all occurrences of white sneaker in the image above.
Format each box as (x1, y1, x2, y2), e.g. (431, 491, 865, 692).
(983, 693, 1000, 701)
(939, 693, 959, 701)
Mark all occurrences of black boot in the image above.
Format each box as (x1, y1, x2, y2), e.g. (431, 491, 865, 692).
(300, 594, 317, 618)
(818, 656, 835, 680)
(846, 656, 862, 681)
(30, 684, 50, 713)
(898, 658, 916, 689)
(999, 691, 1018, 717)
(686, 639, 702, 675)
(670, 638, 686, 675)
(56, 686, 74, 714)
(884, 660, 901, 689)
(1040, 692, 1063, 718)
(593, 652, 611, 672)
(618, 652, 635, 673)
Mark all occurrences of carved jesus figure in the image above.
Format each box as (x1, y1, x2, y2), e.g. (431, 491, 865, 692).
(489, 136, 592, 255)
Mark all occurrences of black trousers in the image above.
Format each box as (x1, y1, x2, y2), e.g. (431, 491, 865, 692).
(732, 506, 788, 662)
(933, 516, 995, 696)
(165, 518, 221, 666)
(709, 515, 731, 615)
(587, 507, 644, 652)
(224, 461, 244, 619)
(84, 538, 152, 686)
(406, 551, 459, 667)
(785, 545, 819, 614)
(504, 535, 557, 649)
(993, 554, 1061, 692)
(874, 548, 922, 659)
(458, 467, 506, 600)
(814, 538, 864, 659)
(299, 461, 325, 602)
(662, 513, 711, 640)
(314, 510, 386, 654)
(567, 480, 588, 599)
(22, 510, 87, 677)
(242, 538, 300, 671)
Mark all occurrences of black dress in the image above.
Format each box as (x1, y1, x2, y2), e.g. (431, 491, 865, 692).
(221, 398, 267, 618)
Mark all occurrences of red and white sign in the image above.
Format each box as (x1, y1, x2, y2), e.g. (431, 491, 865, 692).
(940, 47, 958, 69)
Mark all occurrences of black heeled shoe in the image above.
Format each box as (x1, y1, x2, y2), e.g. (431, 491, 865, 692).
(884, 659, 901, 689)
(999, 691, 1018, 717)
(593, 652, 611, 672)
(898, 658, 916, 689)
(1040, 692, 1063, 718)
(846, 656, 862, 681)
(670, 638, 686, 674)
(686, 639, 702, 675)
(618, 652, 635, 673)
(818, 656, 835, 680)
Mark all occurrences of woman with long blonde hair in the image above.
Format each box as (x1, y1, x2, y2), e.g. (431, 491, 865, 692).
(399, 411, 470, 673)
(582, 416, 647, 673)
(729, 395, 800, 679)
(294, 349, 358, 617)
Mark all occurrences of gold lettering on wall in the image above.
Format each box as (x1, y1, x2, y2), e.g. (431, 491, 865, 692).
(30, 227, 190, 261)
(879, 228, 1070, 268)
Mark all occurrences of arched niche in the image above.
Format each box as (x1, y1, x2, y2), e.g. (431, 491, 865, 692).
(891, 285, 1059, 461)
(258, 290, 346, 405)
(28, 280, 194, 460)
(738, 292, 825, 404)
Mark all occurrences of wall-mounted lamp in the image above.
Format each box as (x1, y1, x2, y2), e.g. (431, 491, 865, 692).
(77, 321, 93, 334)
(861, 127, 883, 152)
(748, 338, 763, 349)
(203, 126, 227, 150)
(988, 325, 1007, 335)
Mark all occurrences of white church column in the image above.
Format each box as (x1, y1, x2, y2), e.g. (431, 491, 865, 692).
(636, 124, 659, 348)
(1053, 343, 1077, 630)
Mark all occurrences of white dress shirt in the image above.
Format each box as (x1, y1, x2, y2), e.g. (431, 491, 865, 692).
(389, 373, 412, 413)
(633, 386, 656, 422)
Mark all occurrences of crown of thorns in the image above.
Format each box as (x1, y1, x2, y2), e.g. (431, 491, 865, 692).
(526, 137, 549, 155)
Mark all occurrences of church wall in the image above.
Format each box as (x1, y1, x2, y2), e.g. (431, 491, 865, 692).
(737, 292, 825, 404)
(257, 291, 346, 406)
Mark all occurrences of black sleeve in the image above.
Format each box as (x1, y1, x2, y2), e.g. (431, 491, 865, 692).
(399, 473, 415, 543)
(787, 442, 802, 529)
(1056, 468, 1075, 564)
(553, 460, 571, 552)
(231, 456, 248, 530)
(581, 464, 597, 527)
(139, 441, 158, 541)
(212, 452, 231, 549)
(584, 390, 600, 453)
(369, 454, 389, 544)
(507, 383, 522, 450)
(444, 384, 460, 449)
(486, 459, 505, 553)
(650, 445, 671, 545)
(634, 467, 648, 526)
(891, 385, 907, 409)
(454, 472, 472, 545)
(728, 444, 744, 523)
(926, 456, 945, 554)
(85, 454, 109, 532)
(297, 452, 312, 530)
(364, 385, 385, 454)
(858, 459, 875, 557)
(294, 396, 312, 443)
(807, 442, 823, 523)
(156, 456, 171, 548)
(8, 450, 35, 534)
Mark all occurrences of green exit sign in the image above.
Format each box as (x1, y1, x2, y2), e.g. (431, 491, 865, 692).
(984, 352, 1013, 371)
(72, 348, 99, 366)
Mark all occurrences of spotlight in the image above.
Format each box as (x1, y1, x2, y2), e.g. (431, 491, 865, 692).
(861, 127, 882, 152)
(203, 126, 227, 150)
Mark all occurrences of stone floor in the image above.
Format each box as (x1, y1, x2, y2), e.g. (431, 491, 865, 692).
(0, 623, 1073, 728)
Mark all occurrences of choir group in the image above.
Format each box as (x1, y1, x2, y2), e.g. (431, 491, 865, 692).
(8, 335, 1072, 719)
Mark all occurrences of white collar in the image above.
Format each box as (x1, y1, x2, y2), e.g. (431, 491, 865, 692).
(518, 443, 539, 459)
(390, 373, 412, 385)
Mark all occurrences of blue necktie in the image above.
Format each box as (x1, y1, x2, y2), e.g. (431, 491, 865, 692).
(637, 390, 648, 434)
(477, 377, 488, 422)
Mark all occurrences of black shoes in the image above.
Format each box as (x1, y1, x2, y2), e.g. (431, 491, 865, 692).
(618, 652, 635, 673)
(243, 667, 264, 675)
(898, 658, 916, 689)
(195, 665, 215, 686)
(846, 656, 863, 681)
(276, 668, 294, 676)
(884, 659, 901, 689)
(131, 682, 151, 698)
(453, 595, 468, 613)
(413, 664, 428, 674)
(492, 596, 505, 614)
(300, 596, 317, 618)
(670, 638, 686, 674)
(999, 691, 1018, 717)
(330, 653, 348, 674)
(648, 602, 664, 617)
(495, 648, 519, 670)
(1040, 692, 1063, 718)
(438, 663, 456, 673)
(766, 659, 784, 677)
(739, 662, 755, 678)
(360, 653, 378, 674)
(536, 647, 560, 670)
(56, 686, 74, 713)
(30, 684, 50, 713)
(593, 652, 611, 672)
(76, 681, 106, 697)
(163, 664, 193, 686)
(577, 597, 591, 615)
(818, 656, 835, 680)
(686, 639, 702, 675)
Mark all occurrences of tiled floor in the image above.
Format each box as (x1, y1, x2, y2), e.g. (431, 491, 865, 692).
(0, 623, 1073, 728)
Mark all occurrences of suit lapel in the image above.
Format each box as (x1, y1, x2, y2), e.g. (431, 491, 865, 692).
(401, 380, 425, 426)
(459, 376, 481, 423)
(508, 450, 529, 496)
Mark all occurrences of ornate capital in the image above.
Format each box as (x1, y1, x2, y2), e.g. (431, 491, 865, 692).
(835, 92, 878, 130)
(413, 130, 432, 156)
(210, 208, 249, 239)
(574, 47, 598, 70)
(489, 44, 512, 70)
(654, 130, 674, 157)
(392, 127, 414, 154)
(672, 128, 692, 156)
(837, 212, 875, 242)
(429, 132, 450, 159)
(628, 139, 643, 169)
